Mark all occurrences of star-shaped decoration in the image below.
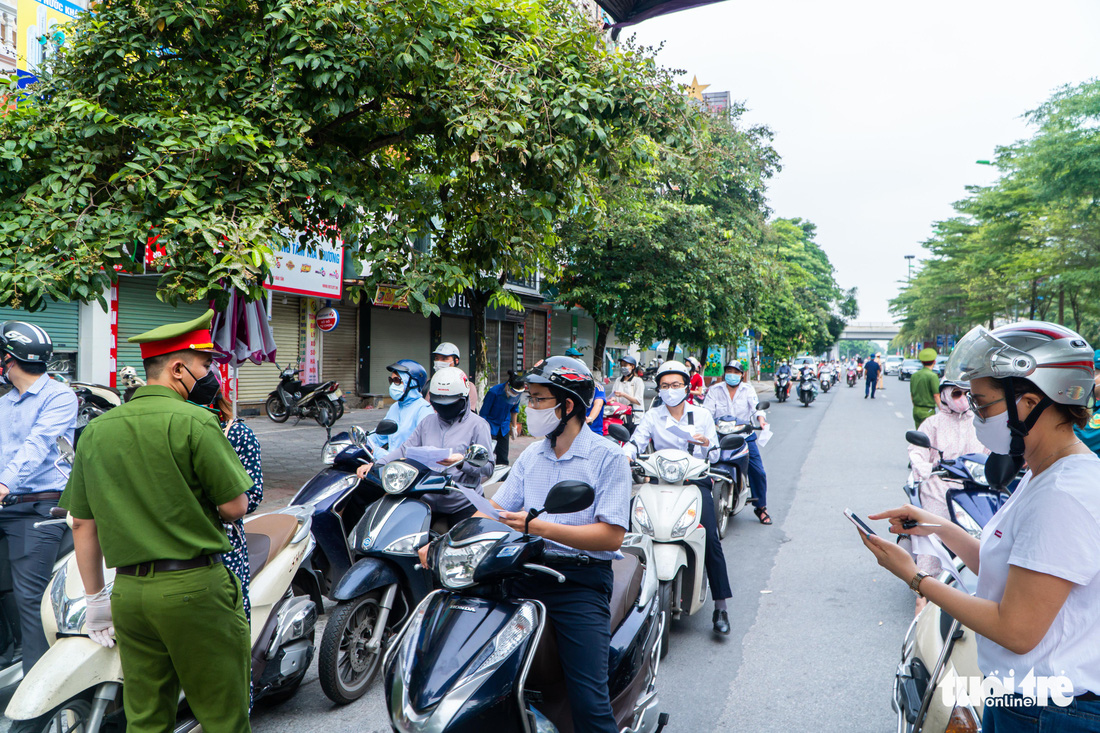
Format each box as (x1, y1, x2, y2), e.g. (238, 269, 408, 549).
(686, 76, 710, 101)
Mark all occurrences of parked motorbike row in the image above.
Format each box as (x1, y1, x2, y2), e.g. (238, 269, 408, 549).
(889, 430, 1022, 733)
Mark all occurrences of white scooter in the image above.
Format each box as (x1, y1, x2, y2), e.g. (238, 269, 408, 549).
(617, 435, 713, 659)
(6, 505, 319, 732)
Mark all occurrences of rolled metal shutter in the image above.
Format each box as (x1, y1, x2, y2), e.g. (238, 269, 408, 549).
(0, 298, 80, 378)
(441, 316, 469, 364)
(321, 301, 358, 395)
(550, 313, 571, 356)
(236, 297, 300, 406)
(116, 278, 206, 379)
(524, 310, 546, 369)
(369, 308, 429, 398)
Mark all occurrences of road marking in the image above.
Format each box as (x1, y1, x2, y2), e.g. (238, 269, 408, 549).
(887, 401, 894, 407)
(895, 411, 904, 419)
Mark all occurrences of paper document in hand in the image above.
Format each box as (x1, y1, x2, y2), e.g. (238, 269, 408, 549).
(455, 487, 500, 519)
(910, 534, 969, 591)
(756, 428, 773, 449)
(405, 447, 453, 466)
(666, 424, 699, 443)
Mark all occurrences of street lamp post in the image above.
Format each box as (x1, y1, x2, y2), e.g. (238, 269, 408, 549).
(904, 254, 915, 282)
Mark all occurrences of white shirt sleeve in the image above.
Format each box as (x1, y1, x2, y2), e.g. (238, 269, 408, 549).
(1009, 488, 1100, 586)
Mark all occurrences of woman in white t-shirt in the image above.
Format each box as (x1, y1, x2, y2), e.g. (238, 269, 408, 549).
(607, 356, 646, 419)
(862, 321, 1100, 731)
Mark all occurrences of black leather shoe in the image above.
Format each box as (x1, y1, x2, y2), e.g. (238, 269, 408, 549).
(713, 610, 730, 635)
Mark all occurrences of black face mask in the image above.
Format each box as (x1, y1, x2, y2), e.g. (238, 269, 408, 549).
(184, 365, 221, 407)
(431, 397, 466, 423)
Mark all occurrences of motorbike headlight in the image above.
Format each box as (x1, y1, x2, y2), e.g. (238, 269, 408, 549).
(461, 601, 538, 683)
(654, 455, 689, 484)
(382, 532, 429, 556)
(716, 420, 737, 435)
(301, 473, 359, 507)
(321, 440, 352, 465)
(50, 562, 93, 635)
(382, 462, 419, 495)
(962, 459, 988, 486)
(953, 504, 984, 538)
(438, 539, 495, 589)
(671, 499, 698, 539)
(632, 501, 654, 535)
(603, 405, 615, 417)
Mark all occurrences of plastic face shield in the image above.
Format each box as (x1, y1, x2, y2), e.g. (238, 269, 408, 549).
(944, 326, 1036, 383)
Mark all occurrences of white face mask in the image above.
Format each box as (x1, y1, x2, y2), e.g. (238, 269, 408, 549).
(526, 405, 561, 437)
(660, 387, 687, 407)
(389, 382, 408, 402)
(433, 360, 450, 372)
(973, 407, 1013, 454)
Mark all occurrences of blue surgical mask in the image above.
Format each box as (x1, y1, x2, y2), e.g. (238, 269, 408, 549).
(389, 382, 408, 402)
(724, 373, 742, 387)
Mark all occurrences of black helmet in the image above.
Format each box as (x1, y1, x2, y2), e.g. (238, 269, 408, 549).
(525, 356, 595, 410)
(0, 321, 53, 365)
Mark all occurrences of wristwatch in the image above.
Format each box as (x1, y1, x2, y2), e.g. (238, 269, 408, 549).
(909, 571, 931, 598)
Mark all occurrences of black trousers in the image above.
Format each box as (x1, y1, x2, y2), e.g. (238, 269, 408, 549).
(865, 376, 878, 398)
(493, 431, 510, 466)
(0, 501, 64, 673)
(689, 478, 733, 601)
(512, 565, 617, 733)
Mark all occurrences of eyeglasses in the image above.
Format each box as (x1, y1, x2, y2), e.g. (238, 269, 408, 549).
(966, 393, 1005, 421)
(528, 396, 559, 407)
(660, 382, 686, 390)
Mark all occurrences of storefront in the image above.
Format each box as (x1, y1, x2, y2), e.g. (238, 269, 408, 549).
(365, 302, 431, 397)
(235, 293, 301, 409)
(522, 306, 550, 370)
(484, 303, 525, 386)
(0, 298, 80, 379)
(115, 277, 207, 379)
(319, 300, 358, 398)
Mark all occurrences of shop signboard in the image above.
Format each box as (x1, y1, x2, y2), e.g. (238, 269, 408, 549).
(316, 306, 339, 332)
(266, 227, 344, 300)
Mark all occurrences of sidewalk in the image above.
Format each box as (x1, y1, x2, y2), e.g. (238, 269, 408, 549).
(245, 407, 537, 511)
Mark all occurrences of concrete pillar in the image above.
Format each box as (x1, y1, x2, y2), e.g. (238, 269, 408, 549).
(78, 298, 112, 384)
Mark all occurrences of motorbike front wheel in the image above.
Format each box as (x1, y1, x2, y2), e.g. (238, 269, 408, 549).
(10, 696, 93, 733)
(318, 590, 388, 704)
(657, 582, 672, 660)
(714, 481, 731, 539)
(266, 394, 290, 423)
(313, 400, 335, 428)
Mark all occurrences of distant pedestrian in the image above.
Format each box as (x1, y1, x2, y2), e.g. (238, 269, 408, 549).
(479, 370, 525, 466)
(864, 354, 881, 399)
(876, 354, 886, 392)
(910, 348, 941, 428)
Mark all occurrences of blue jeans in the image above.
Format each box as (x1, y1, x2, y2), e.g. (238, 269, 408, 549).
(983, 695, 1100, 732)
(746, 437, 768, 509)
(865, 377, 877, 397)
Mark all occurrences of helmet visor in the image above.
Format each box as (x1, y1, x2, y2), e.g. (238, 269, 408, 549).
(944, 325, 1036, 383)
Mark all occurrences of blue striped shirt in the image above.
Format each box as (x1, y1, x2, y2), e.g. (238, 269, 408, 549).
(0, 375, 78, 494)
(494, 426, 631, 560)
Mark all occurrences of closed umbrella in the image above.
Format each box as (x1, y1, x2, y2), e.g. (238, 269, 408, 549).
(211, 291, 278, 419)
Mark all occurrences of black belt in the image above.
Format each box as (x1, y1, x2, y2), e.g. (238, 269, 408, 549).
(543, 555, 612, 568)
(1078, 692, 1100, 702)
(116, 553, 223, 577)
(1, 492, 62, 506)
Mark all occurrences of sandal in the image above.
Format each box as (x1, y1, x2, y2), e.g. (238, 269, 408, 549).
(755, 507, 773, 525)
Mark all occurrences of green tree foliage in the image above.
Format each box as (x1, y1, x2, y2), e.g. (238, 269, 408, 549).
(838, 340, 881, 359)
(891, 78, 1100, 346)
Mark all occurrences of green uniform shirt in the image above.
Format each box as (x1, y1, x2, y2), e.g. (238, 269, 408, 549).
(60, 386, 252, 568)
(910, 367, 940, 409)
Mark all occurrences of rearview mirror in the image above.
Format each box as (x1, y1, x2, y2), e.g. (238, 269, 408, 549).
(985, 453, 1023, 490)
(607, 423, 631, 444)
(905, 430, 931, 449)
(375, 419, 399, 437)
(349, 425, 368, 447)
(543, 481, 595, 515)
(719, 434, 746, 452)
(463, 444, 491, 469)
(756, 400, 770, 410)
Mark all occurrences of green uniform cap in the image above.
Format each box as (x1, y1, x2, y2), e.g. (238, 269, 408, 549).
(918, 347, 938, 363)
(128, 308, 224, 358)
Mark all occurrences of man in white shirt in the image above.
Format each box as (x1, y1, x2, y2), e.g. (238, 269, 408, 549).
(607, 356, 646, 421)
(627, 361, 732, 634)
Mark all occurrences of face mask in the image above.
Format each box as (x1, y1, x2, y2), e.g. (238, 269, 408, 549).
(660, 387, 687, 407)
(526, 404, 561, 437)
(184, 365, 221, 407)
(948, 395, 969, 413)
(724, 373, 742, 387)
(389, 381, 408, 402)
(431, 397, 466, 423)
(973, 408, 1013, 454)
(433, 360, 450, 372)
(621, 367, 633, 378)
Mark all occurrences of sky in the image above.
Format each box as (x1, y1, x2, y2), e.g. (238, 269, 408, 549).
(630, 0, 1100, 322)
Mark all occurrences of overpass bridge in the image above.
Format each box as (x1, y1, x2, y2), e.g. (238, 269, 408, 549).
(839, 321, 900, 341)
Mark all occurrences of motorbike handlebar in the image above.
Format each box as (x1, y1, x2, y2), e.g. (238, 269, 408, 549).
(50, 507, 69, 519)
(523, 563, 566, 583)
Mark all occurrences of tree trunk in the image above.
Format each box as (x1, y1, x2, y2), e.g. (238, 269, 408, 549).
(593, 322, 611, 378)
(1029, 279, 1037, 320)
(466, 287, 490, 386)
(1058, 286, 1065, 325)
(666, 342, 678, 361)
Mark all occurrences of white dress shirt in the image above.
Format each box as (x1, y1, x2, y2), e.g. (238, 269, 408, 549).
(702, 381, 758, 423)
(628, 402, 718, 464)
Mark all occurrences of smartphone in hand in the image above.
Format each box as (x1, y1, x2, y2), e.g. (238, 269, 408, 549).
(844, 508, 876, 537)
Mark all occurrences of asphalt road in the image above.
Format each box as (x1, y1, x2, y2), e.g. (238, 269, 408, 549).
(0, 376, 918, 732)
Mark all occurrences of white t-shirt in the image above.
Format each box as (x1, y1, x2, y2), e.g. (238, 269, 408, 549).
(976, 453, 1100, 697)
(608, 376, 646, 414)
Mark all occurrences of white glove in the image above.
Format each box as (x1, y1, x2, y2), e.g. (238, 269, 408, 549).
(85, 587, 115, 648)
(510, 426, 519, 440)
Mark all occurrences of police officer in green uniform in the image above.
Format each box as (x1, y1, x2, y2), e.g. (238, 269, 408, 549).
(60, 310, 254, 733)
(910, 347, 941, 429)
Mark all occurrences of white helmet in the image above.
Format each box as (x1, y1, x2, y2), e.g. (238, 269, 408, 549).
(655, 360, 691, 384)
(428, 366, 470, 398)
(432, 342, 461, 362)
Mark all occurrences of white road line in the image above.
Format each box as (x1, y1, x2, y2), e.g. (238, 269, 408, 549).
(895, 411, 904, 419)
(887, 401, 894, 407)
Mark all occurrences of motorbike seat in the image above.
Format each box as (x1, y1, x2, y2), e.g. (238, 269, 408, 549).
(245, 513, 300, 578)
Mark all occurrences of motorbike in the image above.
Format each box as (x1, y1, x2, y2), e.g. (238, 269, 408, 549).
(797, 368, 817, 407)
(622, 437, 710, 658)
(69, 382, 121, 427)
(774, 371, 791, 403)
(820, 367, 833, 393)
(846, 367, 858, 387)
(316, 443, 491, 704)
(603, 400, 637, 436)
(708, 402, 769, 538)
(382, 480, 669, 733)
(891, 439, 1020, 733)
(288, 420, 399, 605)
(265, 363, 345, 428)
(117, 365, 146, 402)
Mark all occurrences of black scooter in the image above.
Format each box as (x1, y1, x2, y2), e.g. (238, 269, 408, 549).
(383, 481, 669, 733)
(797, 368, 817, 407)
(774, 371, 791, 402)
(265, 363, 344, 428)
(317, 444, 491, 704)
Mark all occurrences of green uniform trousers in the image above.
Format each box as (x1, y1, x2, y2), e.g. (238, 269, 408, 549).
(913, 406, 936, 430)
(111, 563, 251, 733)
